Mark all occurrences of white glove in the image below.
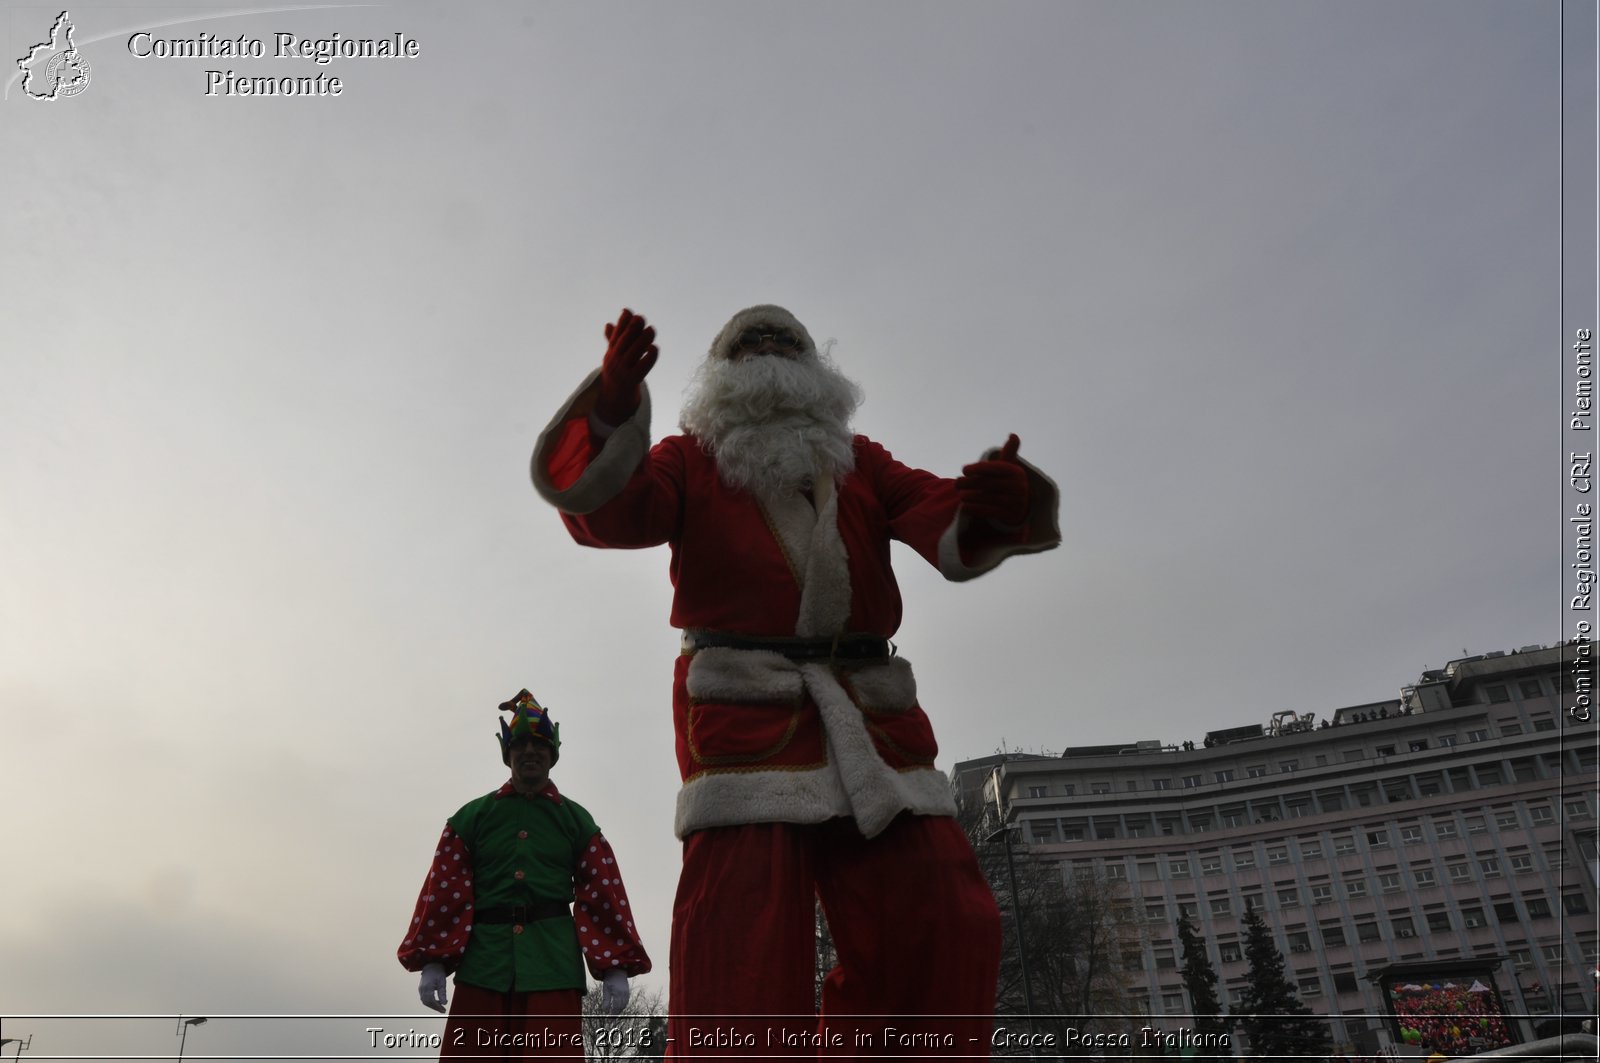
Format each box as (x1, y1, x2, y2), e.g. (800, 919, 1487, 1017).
(601, 968, 630, 1015)
(419, 963, 449, 1013)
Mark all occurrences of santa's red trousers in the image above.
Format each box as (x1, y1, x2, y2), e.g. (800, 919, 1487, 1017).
(667, 814, 1001, 1060)
(439, 984, 584, 1061)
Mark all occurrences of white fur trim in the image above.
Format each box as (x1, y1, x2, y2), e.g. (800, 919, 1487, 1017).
(684, 648, 804, 704)
(671, 653, 955, 839)
(794, 479, 852, 637)
(531, 369, 655, 515)
(839, 656, 917, 711)
(937, 449, 1063, 581)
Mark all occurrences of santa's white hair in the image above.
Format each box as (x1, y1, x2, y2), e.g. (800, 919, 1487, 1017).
(680, 305, 863, 497)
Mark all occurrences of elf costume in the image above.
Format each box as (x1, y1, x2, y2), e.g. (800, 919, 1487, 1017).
(399, 691, 651, 1059)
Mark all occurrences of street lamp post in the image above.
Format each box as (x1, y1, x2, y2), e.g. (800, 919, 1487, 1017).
(988, 765, 1040, 1028)
(176, 1016, 207, 1062)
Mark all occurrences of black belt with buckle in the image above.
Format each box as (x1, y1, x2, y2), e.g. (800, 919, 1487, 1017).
(474, 901, 570, 924)
(681, 629, 893, 661)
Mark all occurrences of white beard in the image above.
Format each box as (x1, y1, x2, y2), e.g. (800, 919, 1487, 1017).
(679, 350, 863, 498)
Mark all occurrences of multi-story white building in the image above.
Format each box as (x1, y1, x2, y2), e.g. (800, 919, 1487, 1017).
(955, 643, 1597, 1055)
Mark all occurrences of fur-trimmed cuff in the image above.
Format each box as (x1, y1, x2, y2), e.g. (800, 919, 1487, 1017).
(937, 450, 1062, 581)
(530, 369, 654, 515)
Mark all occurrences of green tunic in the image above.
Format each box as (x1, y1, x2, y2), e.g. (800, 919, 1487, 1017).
(448, 789, 599, 992)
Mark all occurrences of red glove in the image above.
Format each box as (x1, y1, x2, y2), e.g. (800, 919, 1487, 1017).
(594, 308, 659, 426)
(956, 434, 1030, 527)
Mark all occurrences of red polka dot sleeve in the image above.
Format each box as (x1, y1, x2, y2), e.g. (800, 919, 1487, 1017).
(573, 832, 653, 978)
(396, 824, 475, 973)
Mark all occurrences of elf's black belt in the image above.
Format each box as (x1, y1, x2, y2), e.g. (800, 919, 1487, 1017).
(681, 629, 893, 661)
(474, 902, 570, 924)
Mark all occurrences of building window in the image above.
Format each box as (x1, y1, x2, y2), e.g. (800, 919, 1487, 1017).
(1091, 783, 1110, 795)
(1468, 729, 1489, 743)
(1564, 893, 1590, 915)
(1300, 839, 1323, 859)
(1541, 944, 1563, 963)
(1200, 856, 1222, 875)
(1494, 901, 1519, 924)
(1519, 679, 1543, 698)
(1216, 770, 1235, 784)
(1478, 766, 1503, 785)
(1410, 739, 1431, 752)
(1061, 784, 1075, 795)
(1222, 812, 1243, 828)
(1278, 888, 1300, 908)
(1533, 717, 1556, 731)
(1393, 916, 1417, 938)
(1032, 824, 1058, 843)
(1233, 851, 1256, 870)
(1509, 853, 1533, 874)
(1105, 863, 1127, 881)
(1334, 971, 1359, 993)
(1145, 902, 1166, 921)
(1414, 867, 1437, 888)
(1400, 825, 1423, 844)
(1466, 816, 1487, 835)
(1378, 873, 1402, 893)
(1288, 802, 1312, 819)
(1345, 877, 1368, 898)
(1027, 785, 1047, 798)
(1219, 942, 1242, 963)
(1494, 809, 1519, 830)
(1268, 846, 1289, 865)
(1248, 766, 1267, 778)
(1486, 684, 1511, 704)
(1310, 884, 1333, 904)
(1344, 749, 1366, 763)
(1426, 911, 1452, 932)
(1243, 893, 1264, 912)
(1435, 819, 1459, 840)
(1448, 862, 1472, 883)
(1153, 778, 1170, 791)
(1170, 859, 1190, 878)
(1529, 804, 1555, 825)
(1321, 924, 1347, 947)
(1525, 897, 1552, 919)
(1298, 977, 1322, 997)
(1479, 857, 1501, 878)
(1211, 898, 1232, 917)
(1161, 993, 1184, 1012)
(1357, 922, 1381, 943)
(1376, 745, 1396, 757)
(1511, 948, 1533, 971)
(1461, 906, 1487, 928)
(1501, 722, 1523, 736)
(1367, 829, 1390, 848)
(1565, 799, 1593, 819)
(1280, 760, 1299, 773)
(1154, 948, 1176, 969)
(1333, 836, 1357, 856)
(1182, 775, 1201, 789)
(1437, 735, 1456, 747)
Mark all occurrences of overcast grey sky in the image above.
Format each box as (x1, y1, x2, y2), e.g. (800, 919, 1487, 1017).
(2, 1, 1589, 1057)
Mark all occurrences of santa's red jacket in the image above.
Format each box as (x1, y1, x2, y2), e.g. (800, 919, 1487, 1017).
(532, 370, 1060, 840)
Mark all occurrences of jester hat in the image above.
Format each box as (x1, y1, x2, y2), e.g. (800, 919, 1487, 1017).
(497, 688, 561, 765)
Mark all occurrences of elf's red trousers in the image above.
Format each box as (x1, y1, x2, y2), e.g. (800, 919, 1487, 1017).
(667, 814, 1000, 1059)
(439, 984, 584, 1060)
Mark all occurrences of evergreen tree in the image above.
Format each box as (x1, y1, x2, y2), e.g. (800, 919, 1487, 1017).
(1175, 911, 1229, 1048)
(1235, 908, 1330, 1061)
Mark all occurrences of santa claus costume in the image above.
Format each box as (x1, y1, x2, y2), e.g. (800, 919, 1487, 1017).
(531, 306, 1060, 1057)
